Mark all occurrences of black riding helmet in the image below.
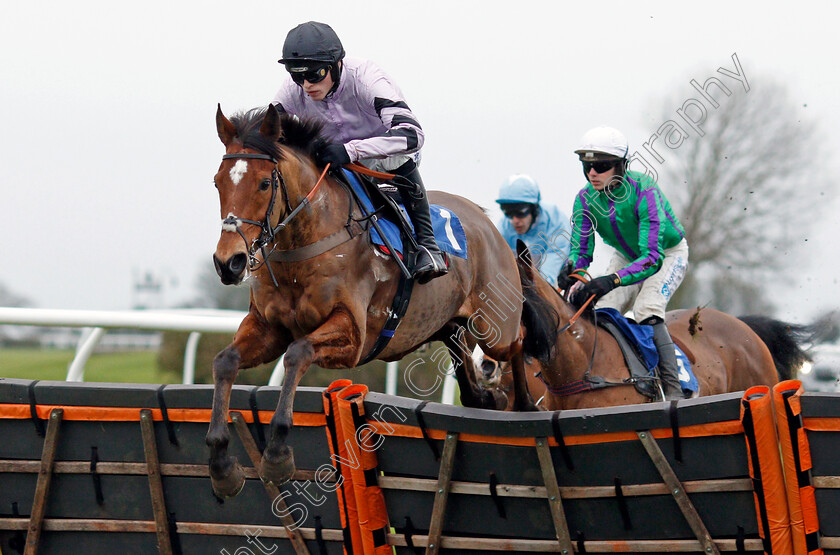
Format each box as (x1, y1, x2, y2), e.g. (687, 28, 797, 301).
(278, 22, 345, 94)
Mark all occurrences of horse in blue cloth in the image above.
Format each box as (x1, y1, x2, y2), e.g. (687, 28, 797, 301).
(205, 106, 559, 497)
(487, 240, 816, 411)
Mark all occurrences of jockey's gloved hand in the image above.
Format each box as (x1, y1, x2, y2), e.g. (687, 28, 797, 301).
(572, 274, 621, 306)
(315, 143, 351, 168)
(557, 261, 578, 292)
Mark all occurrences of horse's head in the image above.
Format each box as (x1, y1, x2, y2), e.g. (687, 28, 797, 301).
(514, 239, 561, 302)
(212, 105, 323, 285)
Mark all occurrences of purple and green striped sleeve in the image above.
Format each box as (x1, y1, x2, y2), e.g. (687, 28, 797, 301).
(568, 190, 595, 271)
(615, 188, 666, 284)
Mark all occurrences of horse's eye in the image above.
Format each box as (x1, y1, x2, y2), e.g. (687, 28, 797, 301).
(259, 178, 271, 191)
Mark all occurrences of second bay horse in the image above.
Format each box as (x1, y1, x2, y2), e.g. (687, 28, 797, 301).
(489, 241, 811, 411)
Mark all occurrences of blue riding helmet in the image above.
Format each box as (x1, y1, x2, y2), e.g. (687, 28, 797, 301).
(496, 174, 541, 205)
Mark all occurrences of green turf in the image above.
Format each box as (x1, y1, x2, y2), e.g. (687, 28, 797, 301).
(0, 348, 177, 384)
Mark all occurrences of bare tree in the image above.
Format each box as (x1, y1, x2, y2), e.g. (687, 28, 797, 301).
(0, 282, 32, 308)
(653, 77, 831, 313)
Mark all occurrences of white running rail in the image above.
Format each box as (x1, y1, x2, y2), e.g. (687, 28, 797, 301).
(0, 307, 456, 403)
(0, 307, 247, 383)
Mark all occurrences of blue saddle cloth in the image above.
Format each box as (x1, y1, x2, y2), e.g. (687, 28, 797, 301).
(342, 169, 468, 260)
(595, 308, 699, 395)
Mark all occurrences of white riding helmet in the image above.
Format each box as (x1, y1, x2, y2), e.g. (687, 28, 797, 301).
(574, 126, 629, 161)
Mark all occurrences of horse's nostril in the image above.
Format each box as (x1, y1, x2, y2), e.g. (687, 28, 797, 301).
(213, 255, 224, 278)
(481, 361, 497, 378)
(228, 253, 248, 275)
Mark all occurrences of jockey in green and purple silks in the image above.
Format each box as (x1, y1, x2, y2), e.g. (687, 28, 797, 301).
(560, 126, 689, 401)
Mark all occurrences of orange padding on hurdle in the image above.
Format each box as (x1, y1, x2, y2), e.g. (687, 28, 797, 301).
(368, 418, 743, 447)
(742, 385, 794, 555)
(337, 384, 391, 555)
(802, 418, 840, 431)
(773, 380, 823, 555)
(323, 379, 364, 555)
(774, 381, 809, 555)
(0, 403, 326, 427)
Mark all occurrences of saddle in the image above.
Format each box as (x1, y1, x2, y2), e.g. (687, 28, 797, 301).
(342, 168, 417, 265)
(595, 308, 699, 400)
(596, 317, 660, 399)
(337, 168, 468, 265)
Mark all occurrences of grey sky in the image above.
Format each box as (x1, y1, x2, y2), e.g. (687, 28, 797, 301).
(1, 1, 837, 320)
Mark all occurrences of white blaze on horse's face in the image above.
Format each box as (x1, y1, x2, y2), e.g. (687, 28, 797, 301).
(229, 160, 248, 185)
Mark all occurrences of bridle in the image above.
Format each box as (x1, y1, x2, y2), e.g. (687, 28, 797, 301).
(219, 151, 331, 285)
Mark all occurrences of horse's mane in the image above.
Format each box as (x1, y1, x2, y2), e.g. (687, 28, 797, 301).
(228, 106, 326, 160)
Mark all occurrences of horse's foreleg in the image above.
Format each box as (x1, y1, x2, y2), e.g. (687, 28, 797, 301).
(509, 352, 537, 412)
(260, 309, 360, 485)
(206, 345, 247, 498)
(206, 313, 287, 498)
(258, 336, 313, 485)
(441, 324, 507, 410)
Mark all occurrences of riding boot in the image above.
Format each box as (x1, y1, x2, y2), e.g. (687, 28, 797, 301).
(650, 320, 684, 401)
(393, 160, 448, 284)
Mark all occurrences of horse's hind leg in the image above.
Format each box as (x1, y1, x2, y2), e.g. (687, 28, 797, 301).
(206, 313, 287, 498)
(441, 323, 507, 410)
(261, 310, 360, 485)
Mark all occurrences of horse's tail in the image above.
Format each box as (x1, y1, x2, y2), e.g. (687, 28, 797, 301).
(521, 279, 560, 365)
(738, 314, 826, 380)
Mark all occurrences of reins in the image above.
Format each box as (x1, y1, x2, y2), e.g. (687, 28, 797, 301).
(536, 271, 640, 398)
(557, 269, 596, 333)
(346, 162, 396, 180)
(272, 163, 331, 234)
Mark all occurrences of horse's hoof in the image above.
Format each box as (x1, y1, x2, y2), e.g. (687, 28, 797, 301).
(481, 388, 509, 411)
(259, 447, 296, 485)
(210, 460, 246, 499)
(514, 400, 539, 412)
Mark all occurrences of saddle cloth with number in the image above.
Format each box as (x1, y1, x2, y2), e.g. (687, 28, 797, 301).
(595, 308, 699, 397)
(342, 169, 468, 260)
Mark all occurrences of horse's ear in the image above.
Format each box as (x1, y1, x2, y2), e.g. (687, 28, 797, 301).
(260, 104, 283, 142)
(515, 239, 535, 282)
(216, 104, 237, 146)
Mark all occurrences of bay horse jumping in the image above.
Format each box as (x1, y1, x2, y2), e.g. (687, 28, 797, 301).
(206, 106, 556, 497)
(492, 241, 814, 411)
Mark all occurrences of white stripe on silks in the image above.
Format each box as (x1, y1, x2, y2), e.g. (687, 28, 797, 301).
(229, 160, 248, 185)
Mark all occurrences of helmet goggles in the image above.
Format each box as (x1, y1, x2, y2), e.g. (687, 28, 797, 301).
(287, 63, 332, 85)
(582, 160, 618, 174)
(501, 203, 533, 219)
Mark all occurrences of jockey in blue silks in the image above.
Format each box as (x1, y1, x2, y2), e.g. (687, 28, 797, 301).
(495, 174, 571, 287)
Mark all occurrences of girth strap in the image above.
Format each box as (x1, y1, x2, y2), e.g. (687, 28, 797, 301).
(358, 268, 414, 365)
(536, 372, 639, 397)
